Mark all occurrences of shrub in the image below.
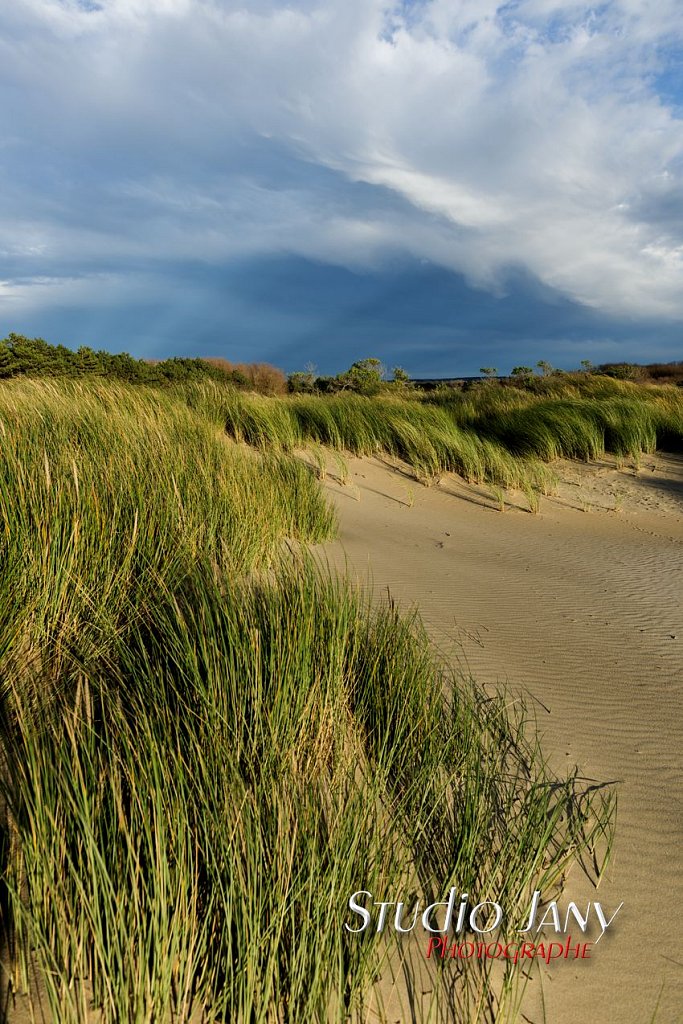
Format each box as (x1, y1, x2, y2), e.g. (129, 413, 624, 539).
(233, 361, 288, 395)
(597, 362, 647, 382)
(287, 369, 317, 394)
(336, 357, 385, 396)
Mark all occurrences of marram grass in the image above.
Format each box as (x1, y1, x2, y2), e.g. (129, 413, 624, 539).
(0, 379, 615, 1023)
(179, 377, 683, 496)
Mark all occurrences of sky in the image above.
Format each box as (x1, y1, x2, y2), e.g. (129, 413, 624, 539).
(1, 0, 683, 376)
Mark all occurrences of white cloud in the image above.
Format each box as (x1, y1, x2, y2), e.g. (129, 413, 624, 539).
(2, 0, 683, 321)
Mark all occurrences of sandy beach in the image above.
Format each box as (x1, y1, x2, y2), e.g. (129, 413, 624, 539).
(319, 453, 683, 1024)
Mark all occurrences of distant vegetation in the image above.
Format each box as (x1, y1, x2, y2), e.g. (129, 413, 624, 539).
(3, 333, 681, 395)
(0, 378, 614, 1022)
(287, 356, 683, 393)
(597, 360, 683, 385)
(0, 332, 288, 394)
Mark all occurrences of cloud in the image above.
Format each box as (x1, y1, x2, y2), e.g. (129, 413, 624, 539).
(1, 0, 683, 355)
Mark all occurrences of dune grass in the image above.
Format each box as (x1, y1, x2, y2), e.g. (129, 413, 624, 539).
(185, 386, 554, 490)
(0, 379, 615, 1023)
(181, 377, 683, 501)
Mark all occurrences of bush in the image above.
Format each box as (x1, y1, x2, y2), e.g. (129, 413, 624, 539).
(233, 361, 288, 395)
(336, 357, 385, 396)
(287, 370, 317, 394)
(597, 362, 647, 382)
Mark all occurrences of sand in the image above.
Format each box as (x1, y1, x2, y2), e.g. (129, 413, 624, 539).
(317, 452, 683, 1024)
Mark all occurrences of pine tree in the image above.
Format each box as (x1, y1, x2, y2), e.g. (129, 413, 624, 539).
(0, 344, 14, 378)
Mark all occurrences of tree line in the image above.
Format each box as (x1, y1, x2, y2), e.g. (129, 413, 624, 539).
(1, 334, 680, 394)
(0, 334, 288, 394)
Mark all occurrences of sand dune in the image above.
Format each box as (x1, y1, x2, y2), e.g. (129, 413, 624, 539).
(319, 454, 683, 1024)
